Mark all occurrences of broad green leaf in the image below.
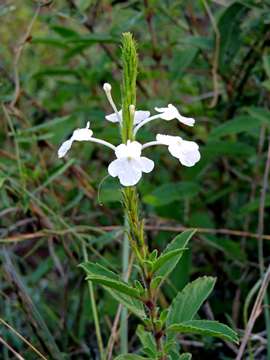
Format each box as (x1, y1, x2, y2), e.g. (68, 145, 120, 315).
(203, 141, 254, 158)
(218, 2, 248, 74)
(168, 320, 238, 343)
(143, 182, 199, 207)
(169, 48, 198, 78)
(167, 276, 216, 326)
(239, 195, 270, 215)
(179, 354, 192, 360)
(210, 115, 260, 138)
(156, 230, 196, 280)
(137, 325, 157, 358)
(181, 36, 213, 50)
(246, 107, 270, 123)
(203, 235, 247, 262)
(152, 248, 187, 274)
(80, 262, 140, 298)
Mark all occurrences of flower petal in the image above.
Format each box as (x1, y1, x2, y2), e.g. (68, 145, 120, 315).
(72, 128, 93, 141)
(126, 141, 142, 158)
(58, 139, 73, 158)
(156, 134, 179, 145)
(134, 110, 150, 125)
(176, 115, 195, 127)
(105, 109, 123, 123)
(168, 140, 200, 167)
(178, 148, 201, 167)
(108, 158, 142, 186)
(115, 143, 128, 158)
(138, 157, 154, 173)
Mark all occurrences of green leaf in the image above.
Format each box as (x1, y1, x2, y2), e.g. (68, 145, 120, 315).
(210, 115, 261, 138)
(156, 230, 196, 281)
(80, 262, 140, 298)
(152, 248, 187, 274)
(179, 354, 192, 360)
(137, 325, 157, 358)
(203, 141, 254, 158)
(168, 320, 239, 343)
(143, 182, 199, 207)
(106, 289, 145, 320)
(246, 106, 270, 123)
(167, 277, 216, 326)
(218, 2, 248, 74)
(203, 235, 247, 262)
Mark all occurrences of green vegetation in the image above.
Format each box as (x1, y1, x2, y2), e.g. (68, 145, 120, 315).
(1, 1, 270, 359)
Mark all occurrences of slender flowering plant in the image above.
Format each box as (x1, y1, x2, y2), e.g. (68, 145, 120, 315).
(58, 33, 238, 360)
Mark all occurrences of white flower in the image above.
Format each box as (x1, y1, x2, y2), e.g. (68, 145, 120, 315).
(105, 109, 151, 125)
(58, 122, 93, 158)
(108, 141, 154, 186)
(156, 134, 200, 167)
(155, 104, 195, 126)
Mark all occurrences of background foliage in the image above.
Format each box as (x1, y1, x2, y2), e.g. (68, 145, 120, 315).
(1, 0, 270, 358)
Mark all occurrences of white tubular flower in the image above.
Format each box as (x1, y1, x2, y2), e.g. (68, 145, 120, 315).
(58, 122, 116, 158)
(155, 104, 195, 126)
(105, 109, 150, 125)
(108, 141, 154, 186)
(156, 134, 200, 167)
(58, 122, 93, 158)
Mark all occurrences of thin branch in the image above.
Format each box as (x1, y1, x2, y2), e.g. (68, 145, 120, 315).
(3, 224, 270, 243)
(0, 318, 47, 360)
(257, 136, 270, 273)
(0, 336, 25, 360)
(236, 264, 270, 360)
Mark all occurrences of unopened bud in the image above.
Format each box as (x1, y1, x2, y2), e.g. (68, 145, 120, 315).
(129, 104, 135, 115)
(103, 83, 112, 92)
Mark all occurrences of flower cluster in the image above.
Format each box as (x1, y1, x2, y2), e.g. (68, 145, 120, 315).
(58, 83, 201, 186)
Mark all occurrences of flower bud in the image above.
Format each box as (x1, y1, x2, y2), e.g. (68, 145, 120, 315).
(103, 83, 112, 92)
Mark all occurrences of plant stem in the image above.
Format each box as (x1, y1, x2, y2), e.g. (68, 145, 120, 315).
(120, 32, 167, 360)
(82, 243, 104, 359)
(257, 136, 270, 360)
(120, 216, 129, 354)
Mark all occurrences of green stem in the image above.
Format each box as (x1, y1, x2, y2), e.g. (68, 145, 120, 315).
(120, 32, 166, 359)
(82, 244, 104, 359)
(120, 216, 130, 354)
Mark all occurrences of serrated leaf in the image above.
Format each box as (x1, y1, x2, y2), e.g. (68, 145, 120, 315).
(80, 262, 140, 298)
(137, 325, 157, 357)
(106, 288, 145, 320)
(168, 320, 238, 343)
(156, 230, 196, 281)
(167, 277, 216, 326)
